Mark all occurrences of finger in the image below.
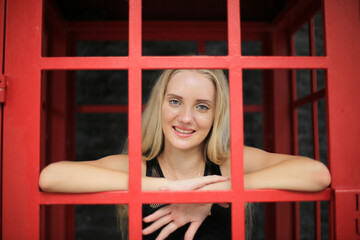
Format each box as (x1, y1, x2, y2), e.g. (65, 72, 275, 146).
(142, 214, 172, 235)
(155, 222, 180, 240)
(184, 222, 202, 240)
(143, 206, 171, 223)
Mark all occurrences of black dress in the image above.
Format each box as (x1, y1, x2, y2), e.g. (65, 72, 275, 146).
(142, 158, 232, 240)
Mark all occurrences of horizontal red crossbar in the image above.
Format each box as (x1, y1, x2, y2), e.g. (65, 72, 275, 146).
(245, 188, 332, 202)
(76, 105, 129, 113)
(76, 105, 146, 113)
(243, 105, 262, 112)
(40, 56, 328, 70)
(38, 188, 332, 205)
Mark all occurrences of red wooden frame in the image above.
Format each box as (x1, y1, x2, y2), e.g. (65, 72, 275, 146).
(2, 0, 360, 239)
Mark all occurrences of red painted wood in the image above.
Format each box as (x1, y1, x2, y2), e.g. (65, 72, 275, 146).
(323, 0, 360, 188)
(0, 0, 4, 72)
(323, 0, 360, 238)
(243, 105, 262, 112)
(198, 40, 206, 55)
(228, 0, 245, 238)
(0, 0, 5, 236)
(0, 103, 2, 237)
(290, 35, 301, 240)
(76, 105, 131, 113)
(67, 21, 271, 42)
(39, 56, 328, 70)
(2, 0, 43, 239)
(262, 21, 298, 240)
(43, 2, 77, 238)
(37, 189, 331, 205)
(333, 190, 360, 239)
(128, 0, 142, 239)
(6, 0, 360, 239)
(274, 0, 321, 35)
(293, 89, 325, 108)
(309, 17, 322, 240)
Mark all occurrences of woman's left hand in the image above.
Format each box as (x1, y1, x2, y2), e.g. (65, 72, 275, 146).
(142, 203, 212, 240)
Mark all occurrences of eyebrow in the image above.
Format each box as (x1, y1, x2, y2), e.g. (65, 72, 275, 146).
(166, 93, 214, 105)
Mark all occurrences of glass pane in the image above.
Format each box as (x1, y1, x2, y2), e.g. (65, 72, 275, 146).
(142, 41, 198, 56)
(296, 70, 311, 99)
(318, 99, 328, 166)
(244, 113, 263, 149)
(76, 71, 128, 105)
(300, 202, 315, 240)
(321, 201, 330, 239)
(206, 41, 228, 56)
(76, 205, 124, 240)
(294, 23, 310, 56)
(242, 41, 262, 56)
(77, 41, 128, 56)
(76, 113, 128, 160)
(314, 11, 325, 56)
(243, 70, 262, 105)
(316, 69, 325, 91)
(248, 202, 265, 240)
(297, 104, 314, 158)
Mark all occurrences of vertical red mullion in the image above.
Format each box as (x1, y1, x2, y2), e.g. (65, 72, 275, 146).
(128, 0, 142, 239)
(290, 35, 300, 240)
(308, 18, 321, 240)
(0, 0, 4, 73)
(227, 0, 241, 57)
(323, 0, 360, 239)
(227, 0, 244, 239)
(198, 40, 206, 54)
(0, 0, 5, 236)
(3, 0, 43, 239)
(320, 3, 334, 239)
(308, 19, 320, 161)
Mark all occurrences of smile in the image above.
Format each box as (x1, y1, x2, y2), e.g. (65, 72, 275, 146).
(173, 126, 195, 134)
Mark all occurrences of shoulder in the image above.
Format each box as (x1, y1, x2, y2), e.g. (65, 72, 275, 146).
(81, 154, 147, 176)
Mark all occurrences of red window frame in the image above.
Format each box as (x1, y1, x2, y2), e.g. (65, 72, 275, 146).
(2, 0, 360, 239)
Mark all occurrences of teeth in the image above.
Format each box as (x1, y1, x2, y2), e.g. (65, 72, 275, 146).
(175, 127, 194, 134)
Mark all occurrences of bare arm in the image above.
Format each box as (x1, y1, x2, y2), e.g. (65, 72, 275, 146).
(39, 155, 229, 193)
(39, 160, 130, 192)
(243, 146, 331, 191)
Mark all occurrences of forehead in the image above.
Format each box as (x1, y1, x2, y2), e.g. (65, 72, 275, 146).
(166, 71, 216, 99)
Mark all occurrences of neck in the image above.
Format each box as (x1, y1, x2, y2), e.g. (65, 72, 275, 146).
(158, 143, 206, 180)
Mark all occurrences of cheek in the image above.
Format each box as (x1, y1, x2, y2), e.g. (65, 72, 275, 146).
(196, 113, 214, 129)
(161, 104, 177, 124)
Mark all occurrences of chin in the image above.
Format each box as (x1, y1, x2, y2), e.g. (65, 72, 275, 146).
(167, 139, 199, 151)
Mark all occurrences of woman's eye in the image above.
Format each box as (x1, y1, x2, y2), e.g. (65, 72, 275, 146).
(169, 99, 180, 105)
(196, 104, 209, 110)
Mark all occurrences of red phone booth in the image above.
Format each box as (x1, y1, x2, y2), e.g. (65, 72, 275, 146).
(1, 0, 360, 239)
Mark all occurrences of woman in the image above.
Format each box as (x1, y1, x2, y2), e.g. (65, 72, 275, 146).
(39, 69, 331, 240)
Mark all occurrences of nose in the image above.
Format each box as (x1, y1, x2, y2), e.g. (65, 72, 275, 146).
(178, 106, 193, 124)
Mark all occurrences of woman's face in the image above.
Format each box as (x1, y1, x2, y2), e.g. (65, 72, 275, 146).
(161, 70, 216, 152)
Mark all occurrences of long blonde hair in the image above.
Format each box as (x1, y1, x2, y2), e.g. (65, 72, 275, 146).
(118, 69, 243, 239)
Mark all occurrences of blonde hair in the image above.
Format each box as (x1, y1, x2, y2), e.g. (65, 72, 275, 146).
(118, 69, 237, 239)
(142, 69, 230, 164)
